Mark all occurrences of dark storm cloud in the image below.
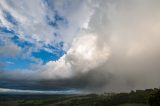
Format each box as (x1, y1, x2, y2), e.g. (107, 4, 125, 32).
(0, 68, 115, 93)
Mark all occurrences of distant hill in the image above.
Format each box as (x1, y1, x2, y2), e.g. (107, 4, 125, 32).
(0, 88, 159, 106)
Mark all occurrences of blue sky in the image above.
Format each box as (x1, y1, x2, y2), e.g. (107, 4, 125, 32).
(0, 23, 65, 70)
(0, 0, 78, 71)
(0, 0, 92, 72)
(0, 0, 94, 93)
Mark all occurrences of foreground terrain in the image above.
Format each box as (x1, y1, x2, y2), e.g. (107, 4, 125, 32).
(117, 104, 144, 106)
(0, 88, 159, 106)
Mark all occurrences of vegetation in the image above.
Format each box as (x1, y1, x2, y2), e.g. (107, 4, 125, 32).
(0, 88, 159, 106)
(117, 103, 144, 106)
(147, 89, 160, 106)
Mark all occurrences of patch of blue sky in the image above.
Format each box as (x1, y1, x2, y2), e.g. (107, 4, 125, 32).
(3, 10, 18, 25)
(0, 26, 16, 35)
(46, 43, 66, 54)
(0, 9, 67, 68)
(55, 41, 64, 49)
(32, 49, 65, 63)
(0, 57, 35, 71)
(46, 11, 68, 29)
(11, 35, 65, 63)
(0, 36, 5, 46)
(11, 35, 34, 48)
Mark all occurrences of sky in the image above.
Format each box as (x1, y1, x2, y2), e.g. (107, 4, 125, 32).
(0, 0, 160, 94)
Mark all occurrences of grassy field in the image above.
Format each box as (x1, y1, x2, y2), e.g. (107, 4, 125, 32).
(118, 103, 145, 106)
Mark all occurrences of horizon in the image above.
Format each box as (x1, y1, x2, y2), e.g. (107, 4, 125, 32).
(0, 87, 159, 95)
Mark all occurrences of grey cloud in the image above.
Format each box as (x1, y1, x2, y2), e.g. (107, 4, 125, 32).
(0, 88, 79, 94)
(0, 45, 21, 58)
(0, 68, 115, 93)
(87, 0, 160, 92)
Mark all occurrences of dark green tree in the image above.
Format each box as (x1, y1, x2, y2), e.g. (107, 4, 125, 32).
(148, 89, 160, 106)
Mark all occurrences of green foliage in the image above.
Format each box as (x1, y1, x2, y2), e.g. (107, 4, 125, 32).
(147, 89, 160, 106)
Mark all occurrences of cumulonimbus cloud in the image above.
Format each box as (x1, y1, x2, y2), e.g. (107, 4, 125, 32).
(1, 0, 160, 93)
(0, 32, 111, 79)
(40, 32, 111, 79)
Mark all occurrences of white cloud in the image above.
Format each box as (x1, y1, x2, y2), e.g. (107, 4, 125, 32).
(0, 44, 21, 57)
(87, 0, 160, 92)
(40, 32, 110, 79)
(0, 88, 81, 94)
(6, 61, 14, 64)
(0, 31, 111, 80)
(0, 0, 94, 51)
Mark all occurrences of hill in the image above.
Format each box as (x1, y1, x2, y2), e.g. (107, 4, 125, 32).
(0, 88, 159, 106)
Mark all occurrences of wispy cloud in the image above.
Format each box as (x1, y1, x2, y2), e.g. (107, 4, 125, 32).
(0, 88, 81, 94)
